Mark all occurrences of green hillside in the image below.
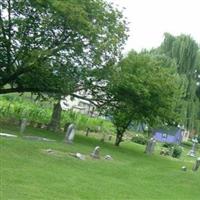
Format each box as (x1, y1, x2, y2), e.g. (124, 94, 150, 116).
(0, 123, 200, 200)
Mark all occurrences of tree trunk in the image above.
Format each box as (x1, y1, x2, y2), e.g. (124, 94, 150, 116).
(115, 131, 123, 146)
(47, 101, 62, 132)
(86, 128, 90, 136)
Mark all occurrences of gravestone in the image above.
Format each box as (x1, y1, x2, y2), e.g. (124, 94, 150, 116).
(192, 157, 200, 172)
(64, 123, 75, 144)
(91, 146, 100, 159)
(20, 118, 27, 134)
(187, 137, 198, 157)
(145, 138, 156, 155)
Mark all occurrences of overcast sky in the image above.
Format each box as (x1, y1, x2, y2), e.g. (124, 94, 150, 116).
(107, 0, 200, 53)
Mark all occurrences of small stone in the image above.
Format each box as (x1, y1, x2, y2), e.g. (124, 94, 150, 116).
(181, 166, 187, 171)
(75, 153, 85, 160)
(46, 149, 53, 153)
(192, 157, 200, 171)
(104, 155, 112, 160)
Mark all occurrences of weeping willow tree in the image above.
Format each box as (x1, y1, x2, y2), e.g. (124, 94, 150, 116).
(158, 33, 200, 134)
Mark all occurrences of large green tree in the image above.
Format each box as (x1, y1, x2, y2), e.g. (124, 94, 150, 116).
(103, 51, 183, 146)
(0, 0, 128, 131)
(158, 33, 200, 134)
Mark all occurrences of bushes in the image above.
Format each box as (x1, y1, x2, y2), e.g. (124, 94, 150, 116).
(131, 134, 147, 145)
(161, 143, 182, 158)
(181, 141, 193, 148)
(172, 145, 182, 158)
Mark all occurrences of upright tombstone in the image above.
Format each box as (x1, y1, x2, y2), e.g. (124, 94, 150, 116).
(64, 123, 75, 144)
(188, 137, 198, 157)
(145, 138, 156, 155)
(192, 157, 200, 172)
(91, 146, 100, 159)
(20, 118, 27, 134)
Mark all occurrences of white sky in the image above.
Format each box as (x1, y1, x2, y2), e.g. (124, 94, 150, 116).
(107, 0, 200, 53)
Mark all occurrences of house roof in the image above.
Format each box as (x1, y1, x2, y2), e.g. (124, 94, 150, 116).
(154, 127, 181, 136)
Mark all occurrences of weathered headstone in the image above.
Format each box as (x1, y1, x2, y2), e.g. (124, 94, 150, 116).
(20, 118, 27, 134)
(64, 123, 75, 144)
(192, 157, 200, 172)
(91, 146, 100, 159)
(187, 137, 198, 157)
(145, 138, 156, 155)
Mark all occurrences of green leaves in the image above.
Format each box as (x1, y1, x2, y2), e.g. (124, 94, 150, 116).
(0, 0, 128, 96)
(103, 51, 183, 144)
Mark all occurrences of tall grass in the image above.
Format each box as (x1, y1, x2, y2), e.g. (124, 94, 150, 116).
(0, 94, 114, 134)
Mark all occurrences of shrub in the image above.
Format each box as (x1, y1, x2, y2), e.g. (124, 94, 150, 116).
(197, 135, 200, 144)
(131, 135, 147, 145)
(181, 141, 193, 148)
(172, 145, 182, 158)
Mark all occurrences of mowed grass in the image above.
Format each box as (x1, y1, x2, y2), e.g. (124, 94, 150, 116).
(0, 124, 200, 200)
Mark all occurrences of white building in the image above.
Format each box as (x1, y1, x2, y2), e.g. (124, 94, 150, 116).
(60, 91, 96, 116)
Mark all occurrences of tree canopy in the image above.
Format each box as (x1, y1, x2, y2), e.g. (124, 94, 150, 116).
(0, 0, 128, 96)
(102, 51, 183, 145)
(158, 33, 200, 133)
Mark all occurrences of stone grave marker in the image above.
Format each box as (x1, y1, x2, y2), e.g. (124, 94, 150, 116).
(64, 123, 75, 144)
(145, 138, 156, 155)
(188, 137, 198, 157)
(91, 146, 100, 159)
(192, 157, 200, 172)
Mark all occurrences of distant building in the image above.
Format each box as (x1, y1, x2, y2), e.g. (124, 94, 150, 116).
(60, 91, 97, 116)
(153, 127, 185, 144)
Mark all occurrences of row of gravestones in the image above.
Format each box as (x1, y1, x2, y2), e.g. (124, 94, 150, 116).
(20, 120, 200, 171)
(20, 120, 112, 143)
(145, 137, 200, 172)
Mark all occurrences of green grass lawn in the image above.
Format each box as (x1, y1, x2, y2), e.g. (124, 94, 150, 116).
(0, 123, 200, 200)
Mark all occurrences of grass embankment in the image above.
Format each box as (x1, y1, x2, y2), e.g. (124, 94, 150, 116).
(0, 123, 200, 200)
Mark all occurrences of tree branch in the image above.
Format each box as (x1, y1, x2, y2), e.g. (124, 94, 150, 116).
(0, 87, 60, 94)
(0, 66, 33, 86)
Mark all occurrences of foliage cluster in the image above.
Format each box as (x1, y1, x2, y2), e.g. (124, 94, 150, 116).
(131, 134, 148, 145)
(161, 143, 182, 158)
(172, 145, 182, 158)
(181, 141, 193, 148)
